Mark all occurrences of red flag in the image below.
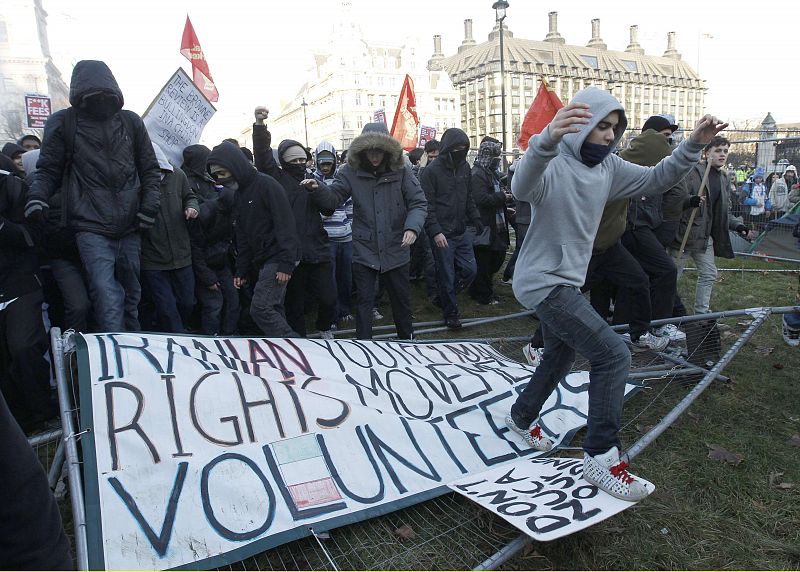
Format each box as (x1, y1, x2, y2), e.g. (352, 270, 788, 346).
(516, 79, 563, 151)
(180, 15, 219, 102)
(390, 75, 420, 151)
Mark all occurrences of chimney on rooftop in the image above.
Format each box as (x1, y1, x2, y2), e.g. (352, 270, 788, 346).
(458, 19, 477, 53)
(663, 31, 681, 59)
(427, 35, 444, 71)
(544, 11, 565, 44)
(587, 18, 607, 50)
(625, 25, 645, 55)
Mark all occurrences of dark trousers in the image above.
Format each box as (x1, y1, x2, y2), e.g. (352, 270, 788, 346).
(0, 290, 56, 432)
(329, 241, 353, 320)
(584, 242, 651, 339)
(352, 262, 412, 339)
(250, 262, 296, 337)
(285, 261, 337, 337)
(621, 227, 678, 321)
(511, 285, 631, 456)
(0, 390, 72, 569)
(430, 232, 477, 319)
(50, 257, 91, 333)
(141, 266, 196, 333)
(469, 248, 506, 304)
(503, 222, 529, 281)
(196, 265, 240, 336)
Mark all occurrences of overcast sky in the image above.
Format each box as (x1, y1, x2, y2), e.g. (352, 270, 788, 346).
(46, 0, 799, 144)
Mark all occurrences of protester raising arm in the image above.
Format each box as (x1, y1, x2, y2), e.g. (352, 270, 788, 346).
(252, 106, 281, 178)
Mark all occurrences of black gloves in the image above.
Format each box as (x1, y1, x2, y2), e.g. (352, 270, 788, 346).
(735, 224, 750, 237)
(688, 195, 703, 208)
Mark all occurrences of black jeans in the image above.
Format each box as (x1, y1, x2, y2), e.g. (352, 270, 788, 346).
(196, 265, 240, 336)
(50, 257, 92, 333)
(285, 261, 337, 337)
(469, 248, 506, 304)
(352, 263, 412, 339)
(503, 222, 528, 281)
(621, 227, 678, 321)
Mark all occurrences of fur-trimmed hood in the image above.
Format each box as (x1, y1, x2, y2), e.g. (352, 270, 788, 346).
(347, 131, 404, 172)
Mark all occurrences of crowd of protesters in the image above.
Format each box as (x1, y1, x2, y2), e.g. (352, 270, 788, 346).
(3, 60, 800, 543)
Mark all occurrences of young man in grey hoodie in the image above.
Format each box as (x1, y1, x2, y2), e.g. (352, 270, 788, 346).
(506, 87, 727, 501)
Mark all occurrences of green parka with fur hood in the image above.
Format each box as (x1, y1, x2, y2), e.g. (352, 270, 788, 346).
(309, 124, 427, 272)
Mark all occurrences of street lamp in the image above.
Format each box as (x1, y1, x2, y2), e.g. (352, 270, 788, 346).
(301, 97, 309, 148)
(492, 0, 509, 152)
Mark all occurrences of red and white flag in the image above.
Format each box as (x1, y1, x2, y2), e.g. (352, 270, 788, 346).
(390, 74, 420, 151)
(180, 15, 219, 102)
(517, 78, 563, 151)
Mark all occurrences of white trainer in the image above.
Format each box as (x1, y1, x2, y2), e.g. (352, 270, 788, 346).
(630, 331, 670, 353)
(653, 323, 686, 342)
(522, 343, 544, 367)
(583, 446, 652, 501)
(505, 415, 554, 452)
(320, 330, 334, 340)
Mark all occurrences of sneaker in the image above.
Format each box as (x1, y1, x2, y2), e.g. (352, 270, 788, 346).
(782, 317, 800, 347)
(320, 330, 334, 340)
(582, 446, 652, 502)
(522, 343, 544, 367)
(372, 308, 384, 321)
(653, 323, 686, 342)
(339, 313, 354, 324)
(505, 415, 554, 452)
(630, 331, 670, 353)
(500, 277, 513, 286)
(445, 316, 462, 330)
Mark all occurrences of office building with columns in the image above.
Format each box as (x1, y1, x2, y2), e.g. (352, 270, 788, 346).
(242, 1, 460, 153)
(434, 13, 706, 149)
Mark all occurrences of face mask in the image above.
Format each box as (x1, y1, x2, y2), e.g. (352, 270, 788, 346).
(580, 142, 612, 168)
(449, 149, 468, 165)
(284, 163, 307, 179)
(215, 176, 238, 191)
(82, 94, 119, 120)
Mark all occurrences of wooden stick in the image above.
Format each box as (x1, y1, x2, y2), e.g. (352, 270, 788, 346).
(678, 160, 713, 255)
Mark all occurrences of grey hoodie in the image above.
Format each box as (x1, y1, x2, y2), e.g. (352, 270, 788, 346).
(511, 87, 705, 309)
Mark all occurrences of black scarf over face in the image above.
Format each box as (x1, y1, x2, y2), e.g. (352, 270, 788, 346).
(580, 142, 612, 168)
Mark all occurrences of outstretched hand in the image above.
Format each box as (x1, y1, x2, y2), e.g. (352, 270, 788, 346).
(689, 114, 729, 146)
(547, 103, 592, 143)
(300, 178, 319, 191)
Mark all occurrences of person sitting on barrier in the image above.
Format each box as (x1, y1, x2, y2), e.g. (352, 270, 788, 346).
(505, 86, 727, 502)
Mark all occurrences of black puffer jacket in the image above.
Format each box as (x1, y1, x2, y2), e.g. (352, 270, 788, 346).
(471, 164, 510, 251)
(26, 60, 160, 238)
(252, 125, 333, 263)
(420, 128, 481, 238)
(182, 144, 216, 202)
(207, 142, 299, 278)
(1, 157, 42, 304)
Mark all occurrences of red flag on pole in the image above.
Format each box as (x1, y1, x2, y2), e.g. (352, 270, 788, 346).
(516, 78, 563, 151)
(390, 75, 420, 151)
(180, 15, 219, 102)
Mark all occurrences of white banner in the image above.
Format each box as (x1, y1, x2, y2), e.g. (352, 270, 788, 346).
(142, 68, 216, 166)
(449, 457, 654, 541)
(75, 333, 641, 569)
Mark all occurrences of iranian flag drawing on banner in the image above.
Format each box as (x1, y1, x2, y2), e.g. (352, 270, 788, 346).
(390, 74, 420, 151)
(516, 78, 564, 151)
(180, 15, 219, 102)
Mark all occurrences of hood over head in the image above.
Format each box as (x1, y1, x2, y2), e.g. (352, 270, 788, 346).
(278, 139, 310, 166)
(753, 166, 765, 179)
(0, 153, 17, 175)
(21, 149, 40, 177)
(618, 129, 673, 167)
(2, 143, 25, 159)
(68, 60, 124, 116)
(347, 129, 405, 172)
(560, 87, 627, 160)
(152, 142, 173, 172)
(439, 128, 471, 155)
(17, 134, 42, 148)
(784, 165, 797, 175)
(182, 144, 211, 177)
(361, 122, 390, 136)
(315, 140, 338, 172)
(207, 141, 257, 186)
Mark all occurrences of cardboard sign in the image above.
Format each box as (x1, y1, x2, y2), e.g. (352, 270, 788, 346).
(142, 68, 216, 166)
(450, 457, 654, 541)
(25, 94, 51, 128)
(75, 333, 641, 570)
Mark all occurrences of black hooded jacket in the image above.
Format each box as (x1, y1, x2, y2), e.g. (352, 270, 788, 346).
(420, 128, 481, 238)
(26, 60, 161, 238)
(252, 124, 333, 263)
(182, 144, 216, 202)
(1, 155, 42, 302)
(207, 142, 299, 278)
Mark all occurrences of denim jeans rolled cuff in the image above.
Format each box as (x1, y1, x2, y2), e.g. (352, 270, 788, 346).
(510, 285, 631, 456)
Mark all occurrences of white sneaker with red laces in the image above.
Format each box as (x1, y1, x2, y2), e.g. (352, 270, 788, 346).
(505, 415, 554, 451)
(582, 446, 653, 501)
(522, 343, 544, 367)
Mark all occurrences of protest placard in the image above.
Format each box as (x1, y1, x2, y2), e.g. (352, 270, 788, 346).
(24, 94, 51, 128)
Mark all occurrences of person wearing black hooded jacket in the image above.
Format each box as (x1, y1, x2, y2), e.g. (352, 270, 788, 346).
(252, 107, 336, 338)
(207, 141, 299, 338)
(25, 60, 161, 332)
(182, 144, 217, 201)
(420, 128, 482, 329)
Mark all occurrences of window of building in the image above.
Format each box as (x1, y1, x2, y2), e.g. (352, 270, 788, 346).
(377, 76, 384, 87)
(0, 21, 8, 43)
(524, 76, 533, 88)
(581, 56, 599, 69)
(357, 116, 363, 129)
(622, 60, 638, 72)
(355, 93, 361, 106)
(511, 75, 520, 88)
(368, 94, 374, 107)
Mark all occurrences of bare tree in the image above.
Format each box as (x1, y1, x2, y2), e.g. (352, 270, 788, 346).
(0, 104, 26, 142)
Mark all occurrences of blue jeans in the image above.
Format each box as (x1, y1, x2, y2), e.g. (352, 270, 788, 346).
(510, 285, 631, 456)
(76, 232, 141, 332)
(329, 241, 353, 319)
(141, 266, 195, 333)
(196, 265, 240, 336)
(430, 231, 477, 319)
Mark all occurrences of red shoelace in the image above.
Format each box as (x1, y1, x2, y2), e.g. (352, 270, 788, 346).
(609, 461, 634, 485)
(529, 426, 543, 440)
